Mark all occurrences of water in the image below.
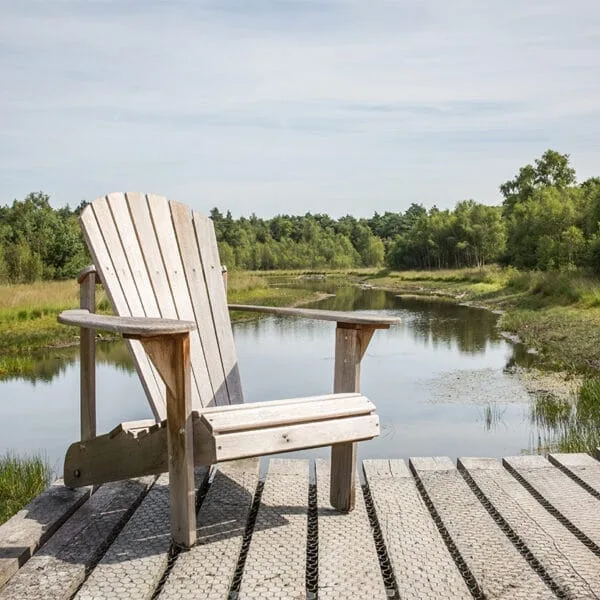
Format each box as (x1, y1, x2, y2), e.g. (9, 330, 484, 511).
(0, 283, 539, 474)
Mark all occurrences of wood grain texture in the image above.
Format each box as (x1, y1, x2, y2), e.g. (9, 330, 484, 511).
(203, 393, 374, 434)
(0, 482, 91, 589)
(170, 201, 229, 406)
(79, 273, 96, 441)
(228, 303, 400, 326)
(194, 212, 244, 405)
(79, 198, 166, 418)
(58, 310, 196, 337)
(331, 326, 365, 511)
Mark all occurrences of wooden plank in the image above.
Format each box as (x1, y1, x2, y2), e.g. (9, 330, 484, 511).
(108, 419, 157, 438)
(0, 478, 154, 600)
(170, 200, 229, 406)
(410, 456, 555, 599)
(59, 309, 196, 336)
(503, 455, 600, 552)
(107, 193, 161, 318)
(460, 457, 600, 599)
(228, 304, 401, 326)
(79, 271, 96, 441)
(80, 200, 165, 419)
(316, 460, 387, 599)
(548, 453, 600, 497)
(159, 459, 259, 600)
(203, 393, 373, 434)
(147, 194, 210, 410)
(0, 482, 91, 590)
(75, 468, 209, 600)
(194, 213, 244, 405)
(165, 335, 196, 548)
(238, 459, 309, 599)
(363, 460, 471, 599)
(330, 325, 366, 511)
(64, 422, 171, 487)
(64, 410, 378, 487)
(199, 392, 359, 415)
(215, 415, 380, 462)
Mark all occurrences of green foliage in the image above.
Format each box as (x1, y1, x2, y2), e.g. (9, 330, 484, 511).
(532, 378, 600, 454)
(0, 192, 89, 283)
(0, 453, 51, 525)
(4, 149, 599, 277)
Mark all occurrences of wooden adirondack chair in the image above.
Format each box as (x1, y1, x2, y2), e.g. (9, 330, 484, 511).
(58, 192, 399, 548)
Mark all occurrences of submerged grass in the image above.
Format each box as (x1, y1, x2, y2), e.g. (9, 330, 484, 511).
(0, 453, 51, 525)
(531, 378, 600, 454)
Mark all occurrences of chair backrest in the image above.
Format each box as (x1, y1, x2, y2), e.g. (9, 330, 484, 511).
(80, 192, 244, 420)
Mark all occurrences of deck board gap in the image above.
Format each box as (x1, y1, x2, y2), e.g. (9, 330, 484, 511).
(149, 468, 213, 600)
(408, 462, 485, 600)
(361, 482, 399, 599)
(457, 463, 568, 598)
(548, 454, 600, 501)
(227, 479, 265, 598)
(306, 472, 319, 600)
(502, 459, 600, 558)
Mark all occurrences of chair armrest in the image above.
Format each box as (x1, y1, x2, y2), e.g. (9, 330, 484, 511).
(227, 304, 400, 328)
(58, 309, 196, 337)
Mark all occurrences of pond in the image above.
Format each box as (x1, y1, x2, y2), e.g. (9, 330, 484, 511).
(0, 282, 543, 475)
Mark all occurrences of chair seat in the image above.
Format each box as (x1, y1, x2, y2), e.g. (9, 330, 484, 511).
(64, 393, 379, 487)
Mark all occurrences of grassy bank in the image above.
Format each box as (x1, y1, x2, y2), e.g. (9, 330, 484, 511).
(0, 453, 51, 525)
(0, 272, 323, 378)
(363, 266, 600, 373)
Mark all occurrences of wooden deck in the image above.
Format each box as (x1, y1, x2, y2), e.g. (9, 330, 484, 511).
(2, 453, 600, 599)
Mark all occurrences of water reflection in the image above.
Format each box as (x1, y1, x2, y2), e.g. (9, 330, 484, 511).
(1, 341, 134, 384)
(0, 281, 541, 470)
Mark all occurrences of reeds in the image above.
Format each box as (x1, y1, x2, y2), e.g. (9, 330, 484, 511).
(0, 453, 51, 525)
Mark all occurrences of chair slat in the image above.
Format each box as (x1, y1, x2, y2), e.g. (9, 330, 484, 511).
(203, 394, 375, 434)
(107, 193, 160, 317)
(193, 212, 244, 404)
(127, 195, 179, 319)
(146, 194, 211, 409)
(80, 200, 166, 419)
(170, 201, 229, 406)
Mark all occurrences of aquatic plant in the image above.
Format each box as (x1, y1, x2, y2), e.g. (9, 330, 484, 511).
(0, 453, 51, 525)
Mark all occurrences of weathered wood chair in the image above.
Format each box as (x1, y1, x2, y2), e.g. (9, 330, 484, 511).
(58, 192, 399, 548)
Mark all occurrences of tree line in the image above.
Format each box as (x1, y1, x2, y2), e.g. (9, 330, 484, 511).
(1, 149, 599, 283)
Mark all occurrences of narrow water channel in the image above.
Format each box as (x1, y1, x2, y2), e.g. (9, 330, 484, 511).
(0, 282, 542, 474)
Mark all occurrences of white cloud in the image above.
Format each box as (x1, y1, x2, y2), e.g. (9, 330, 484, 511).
(1, 0, 599, 216)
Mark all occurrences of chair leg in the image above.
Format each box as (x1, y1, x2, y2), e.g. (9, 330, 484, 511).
(141, 333, 196, 548)
(330, 323, 374, 511)
(330, 442, 356, 511)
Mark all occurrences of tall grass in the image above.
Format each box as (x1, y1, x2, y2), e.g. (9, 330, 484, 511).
(0, 280, 79, 314)
(0, 453, 51, 525)
(531, 378, 600, 453)
(506, 269, 600, 307)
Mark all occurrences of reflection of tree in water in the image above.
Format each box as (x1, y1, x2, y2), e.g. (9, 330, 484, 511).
(3, 341, 135, 384)
(397, 297, 501, 354)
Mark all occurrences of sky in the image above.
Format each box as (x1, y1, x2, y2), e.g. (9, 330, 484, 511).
(1, 0, 599, 218)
